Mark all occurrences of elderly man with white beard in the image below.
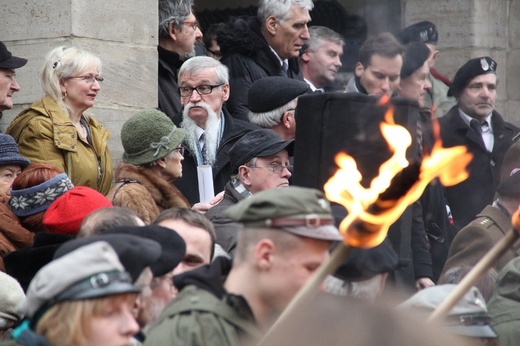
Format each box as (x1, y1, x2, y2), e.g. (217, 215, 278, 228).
(175, 56, 259, 205)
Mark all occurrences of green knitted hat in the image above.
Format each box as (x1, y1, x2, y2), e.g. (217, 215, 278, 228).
(121, 109, 186, 165)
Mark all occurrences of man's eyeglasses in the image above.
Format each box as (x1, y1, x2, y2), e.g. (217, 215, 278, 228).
(174, 146, 185, 156)
(70, 75, 104, 84)
(246, 163, 293, 174)
(178, 83, 224, 98)
(183, 20, 199, 31)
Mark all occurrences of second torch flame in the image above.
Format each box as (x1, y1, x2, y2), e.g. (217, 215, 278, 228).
(324, 99, 473, 249)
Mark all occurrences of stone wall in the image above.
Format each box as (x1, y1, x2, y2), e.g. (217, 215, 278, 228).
(402, 0, 519, 126)
(0, 0, 158, 161)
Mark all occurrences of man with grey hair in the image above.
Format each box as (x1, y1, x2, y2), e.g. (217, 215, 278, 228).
(217, 0, 313, 121)
(158, 0, 202, 125)
(174, 56, 258, 205)
(300, 26, 345, 92)
(247, 76, 309, 141)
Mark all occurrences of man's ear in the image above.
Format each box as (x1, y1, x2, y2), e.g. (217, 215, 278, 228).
(355, 62, 364, 78)
(168, 23, 178, 41)
(281, 111, 293, 129)
(265, 16, 278, 36)
(300, 51, 311, 63)
(255, 239, 275, 271)
(238, 165, 252, 187)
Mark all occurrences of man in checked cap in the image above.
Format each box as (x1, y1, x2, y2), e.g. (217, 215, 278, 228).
(145, 186, 342, 346)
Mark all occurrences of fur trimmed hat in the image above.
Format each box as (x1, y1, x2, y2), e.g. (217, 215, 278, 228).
(121, 109, 186, 165)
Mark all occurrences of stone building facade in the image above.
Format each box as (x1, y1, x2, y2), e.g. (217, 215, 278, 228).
(1, 0, 518, 161)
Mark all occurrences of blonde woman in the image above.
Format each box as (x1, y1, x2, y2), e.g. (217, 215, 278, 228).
(7, 46, 113, 195)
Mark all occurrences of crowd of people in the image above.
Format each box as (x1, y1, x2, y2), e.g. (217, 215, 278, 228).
(1, 0, 520, 345)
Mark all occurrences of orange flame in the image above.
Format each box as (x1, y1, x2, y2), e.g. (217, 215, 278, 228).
(324, 100, 472, 248)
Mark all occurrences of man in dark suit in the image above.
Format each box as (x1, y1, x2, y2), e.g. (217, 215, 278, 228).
(175, 56, 258, 205)
(438, 57, 520, 230)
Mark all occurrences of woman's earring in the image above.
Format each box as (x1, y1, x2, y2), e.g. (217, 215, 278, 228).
(62, 91, 67, 100)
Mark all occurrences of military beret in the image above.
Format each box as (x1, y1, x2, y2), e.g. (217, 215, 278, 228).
(27, 242, 140, 319)
(333, 238, 399, 282)
(54, 233, 162, 282)
(226, 186, 342, 241)
(400, 42, 431, 80)
(496, 170, 520, 198)
(448, 57, 497, 97)
(398, 21, 438, 45)
(229, 129, 294, 173)
(104, 225, 186, 277)
(248, 76, 310, 113)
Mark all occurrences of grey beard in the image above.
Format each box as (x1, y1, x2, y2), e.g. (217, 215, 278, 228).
(181, 102, 220, 165)
(183, 48, 196, 60)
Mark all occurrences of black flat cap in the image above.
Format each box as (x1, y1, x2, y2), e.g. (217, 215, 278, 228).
(54, 233, 162, 282)
(496, 170, 520, 198)
(398, 21, 438, 45)
(448, 57, 497, 97)
(333, 238, 399, 282)
(401, 42, 431, 80)
(104, 225, 186, 277)
(229, 129, 294, 173)
(248, 76, 310, 113)
(0, 41, 27, 69)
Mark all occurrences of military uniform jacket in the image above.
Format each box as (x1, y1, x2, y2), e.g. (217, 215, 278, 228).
(438, 106, 520, 229)
(144, 285, 262, 346)
(441, 204, 520, 277)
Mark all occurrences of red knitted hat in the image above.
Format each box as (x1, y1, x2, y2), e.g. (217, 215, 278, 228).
(43, 186, 112, 235)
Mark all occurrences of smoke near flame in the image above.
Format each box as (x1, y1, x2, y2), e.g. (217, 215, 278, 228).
(324, 98, 472, 248)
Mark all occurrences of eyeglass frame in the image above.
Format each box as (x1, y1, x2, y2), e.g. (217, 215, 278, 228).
(245, 162, 293, 175)
(69, 75, 104, 84)
(182, 20, 199, 31)
(178, 83, 224, 98)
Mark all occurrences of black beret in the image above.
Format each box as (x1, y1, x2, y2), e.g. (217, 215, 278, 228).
(398, 21, 438, 45)
(496, 170, 520, 198)
(104, 225, 186, 277)
(54, 233, 162, 282)
(333, 238, 399, 282)
(448, 57, 497, 97)
(248, 76, 310, 113)
(401, 42, 431, 80)
(229, 129, 294, 173)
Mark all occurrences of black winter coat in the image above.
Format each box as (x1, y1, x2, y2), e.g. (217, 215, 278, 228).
(158, 46, 183, 126)
(217, 16, 303, 122)
(173, 108, 259, 204)
(437, 106, 520, 230)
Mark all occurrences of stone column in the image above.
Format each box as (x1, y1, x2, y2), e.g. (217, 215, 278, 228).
(402, 0, 519, 126)
(0, 0, 158, 160)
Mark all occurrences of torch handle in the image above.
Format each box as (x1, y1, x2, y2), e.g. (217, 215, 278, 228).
(258, 244, 353, 345)
(427, 228, 519, 323)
